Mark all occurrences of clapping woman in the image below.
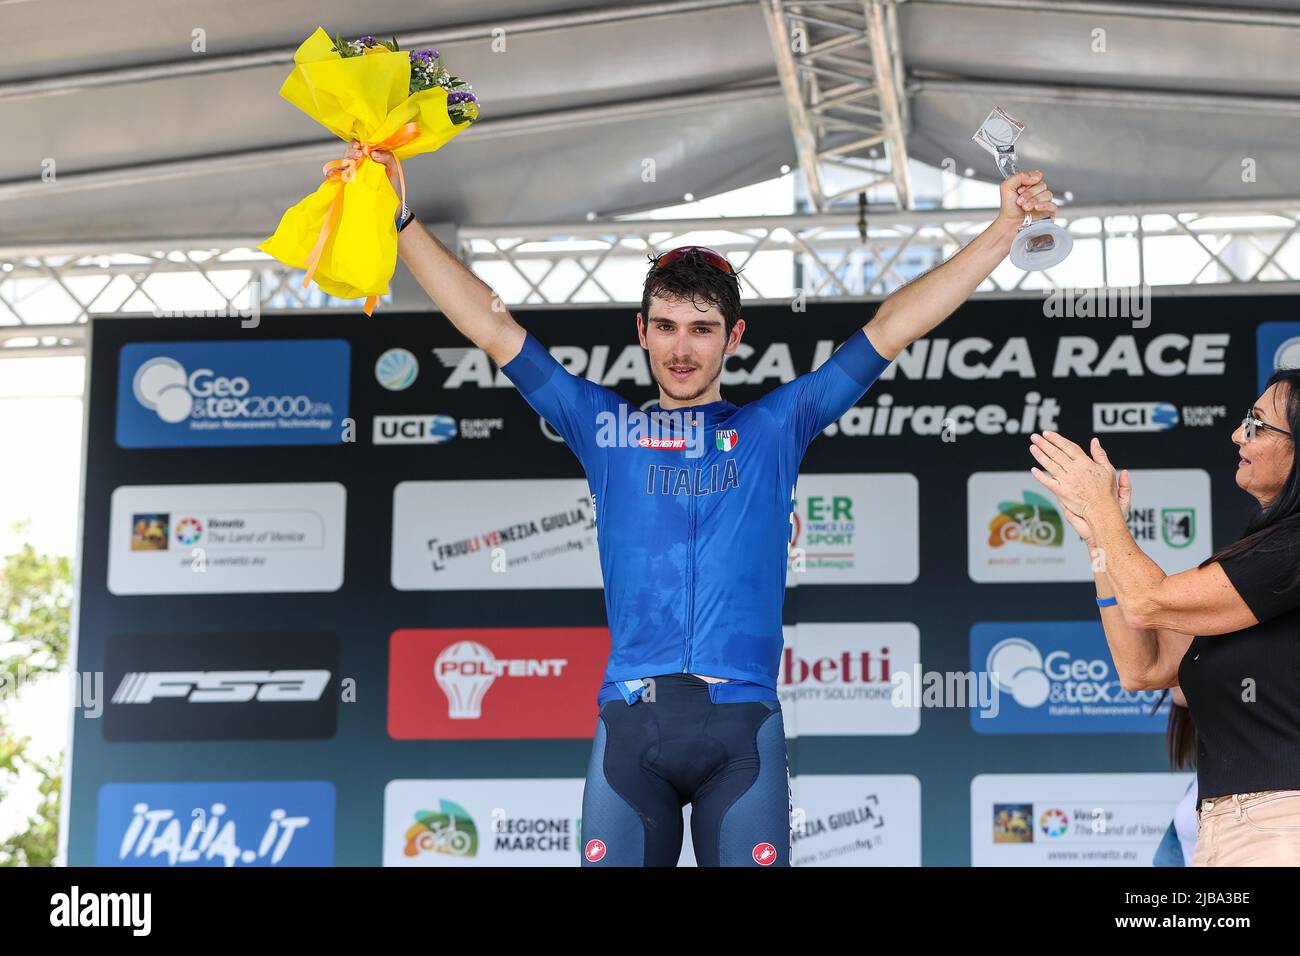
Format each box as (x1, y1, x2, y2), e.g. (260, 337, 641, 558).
(1028, 369, 1300, 866)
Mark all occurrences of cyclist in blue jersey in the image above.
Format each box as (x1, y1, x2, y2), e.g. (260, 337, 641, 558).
(367, 141, 1058, 866)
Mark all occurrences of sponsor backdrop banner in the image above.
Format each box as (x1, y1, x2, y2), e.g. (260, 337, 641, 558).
(68, 297, 1280, 865)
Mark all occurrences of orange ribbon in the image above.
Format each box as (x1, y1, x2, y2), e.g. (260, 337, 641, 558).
(301, 121, 420, 316)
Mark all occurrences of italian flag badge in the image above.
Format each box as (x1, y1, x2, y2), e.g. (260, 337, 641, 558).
(715, 429, 739, 452)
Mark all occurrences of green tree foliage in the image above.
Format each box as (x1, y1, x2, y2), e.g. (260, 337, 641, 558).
(0, 527, 73, 866)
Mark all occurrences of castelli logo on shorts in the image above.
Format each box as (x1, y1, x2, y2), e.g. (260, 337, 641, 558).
(585, 839, 607, 862)
(753, 842, 777, 865)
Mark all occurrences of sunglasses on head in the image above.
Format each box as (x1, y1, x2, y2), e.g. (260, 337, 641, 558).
(650, 245, 735, 276)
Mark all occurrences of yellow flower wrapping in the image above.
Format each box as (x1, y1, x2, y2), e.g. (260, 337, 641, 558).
(260, 28, 471, 309)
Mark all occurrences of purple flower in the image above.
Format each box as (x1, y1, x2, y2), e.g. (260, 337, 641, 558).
(447, 91, 477, 104)
(358, 35, 378, 46)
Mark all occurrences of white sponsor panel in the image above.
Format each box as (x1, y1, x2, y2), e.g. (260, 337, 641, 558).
(971, 772, 1195, 866)
(967, 469, 1211, 582)
(107, 482, 345, 595)
(384, 778, 585, 867)
(792, 775, 921, 867)
(391, 479, 600, 590)
(779, 623, 921, 737)
(787, 474, 919, 585)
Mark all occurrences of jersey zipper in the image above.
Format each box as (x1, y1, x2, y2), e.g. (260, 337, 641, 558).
(682, 463, 697, 674)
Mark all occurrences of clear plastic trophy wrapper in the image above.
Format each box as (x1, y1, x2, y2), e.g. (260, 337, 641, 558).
(972, 107, 1072, 271)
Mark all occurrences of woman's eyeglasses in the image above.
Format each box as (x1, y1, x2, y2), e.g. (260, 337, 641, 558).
(650, 245, 735, 275)
(1241, 410, 1292, 441)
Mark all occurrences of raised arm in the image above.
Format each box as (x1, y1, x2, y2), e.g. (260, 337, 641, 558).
(361, 143, 524, 366)
(864, 171, 1056, 361)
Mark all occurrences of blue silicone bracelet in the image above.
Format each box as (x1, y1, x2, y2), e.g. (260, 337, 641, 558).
(1096, 596, 1118, 607)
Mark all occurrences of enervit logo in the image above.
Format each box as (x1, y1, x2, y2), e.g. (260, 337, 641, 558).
(435, 640, 568, 719)
(1092, 402, 1178, 433)
(375, 348, 419, 390)
(112, 670, 330, 704)
(987, 492, 1062, 548)
(403, 800, 478, 858)
(373, 414, 457, 445)
(584, 839, 607, 862)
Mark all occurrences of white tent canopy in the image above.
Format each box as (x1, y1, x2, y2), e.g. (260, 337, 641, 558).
(1, 0, 1297, 247)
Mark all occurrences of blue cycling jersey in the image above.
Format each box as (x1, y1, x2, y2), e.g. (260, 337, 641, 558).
(500, 328, 890, 690)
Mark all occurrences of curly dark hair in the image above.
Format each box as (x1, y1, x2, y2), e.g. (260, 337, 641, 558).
(640, 249, 743, 339)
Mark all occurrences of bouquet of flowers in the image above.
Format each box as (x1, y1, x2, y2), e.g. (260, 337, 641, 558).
(260, 28, 479, 314)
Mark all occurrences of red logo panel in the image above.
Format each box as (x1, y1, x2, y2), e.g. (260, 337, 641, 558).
(388, 627, 610, 739)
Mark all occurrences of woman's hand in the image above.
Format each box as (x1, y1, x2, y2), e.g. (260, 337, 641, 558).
(1029, 433, 1131, 542)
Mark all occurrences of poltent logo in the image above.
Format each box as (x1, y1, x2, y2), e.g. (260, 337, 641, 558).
(388, 628, 608, 741)
(434, 640, 567, 719)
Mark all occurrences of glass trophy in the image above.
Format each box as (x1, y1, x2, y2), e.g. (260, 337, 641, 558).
(972, 107, 1072, 271)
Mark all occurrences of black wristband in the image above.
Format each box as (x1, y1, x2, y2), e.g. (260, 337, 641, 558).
(397, 204, 416, 233)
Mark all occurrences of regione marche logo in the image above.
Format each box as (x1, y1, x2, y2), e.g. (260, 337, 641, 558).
(116, 340, 350, 448)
